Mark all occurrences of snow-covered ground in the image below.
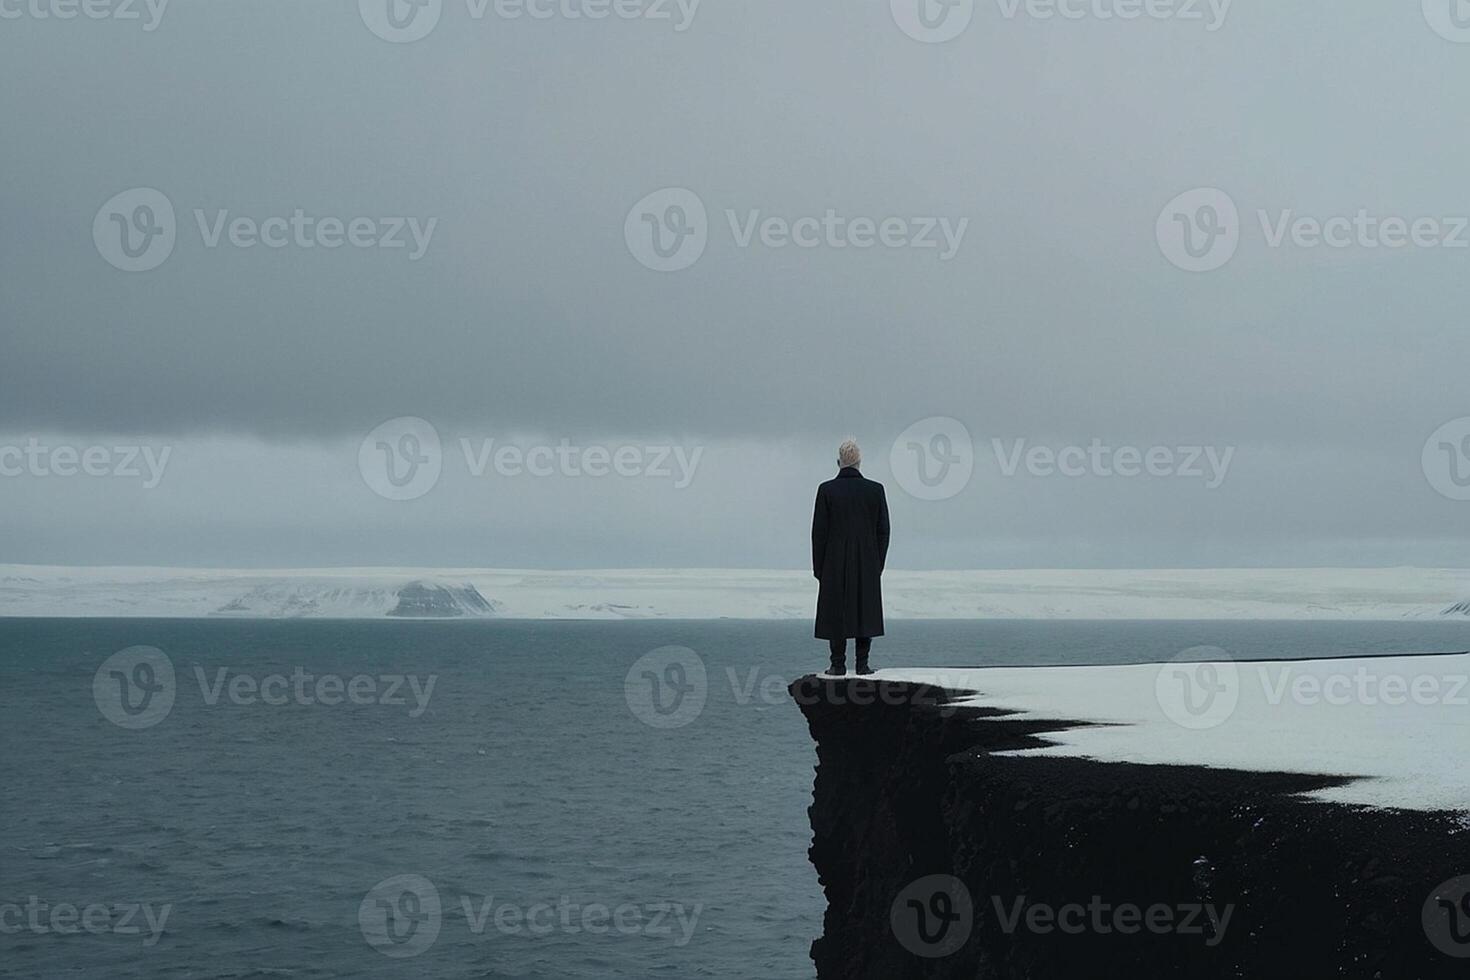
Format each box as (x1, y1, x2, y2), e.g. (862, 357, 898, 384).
(881, 653, 1470, 813)
(0, 565, 1468, 620)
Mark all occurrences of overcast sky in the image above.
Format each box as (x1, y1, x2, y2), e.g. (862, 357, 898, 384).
(2, 1, 1468, 569)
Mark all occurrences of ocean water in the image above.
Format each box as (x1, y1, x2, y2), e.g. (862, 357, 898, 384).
(2, 617, 1467, 979)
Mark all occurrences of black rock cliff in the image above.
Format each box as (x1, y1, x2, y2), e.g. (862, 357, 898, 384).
(790, 675, 1469, 979)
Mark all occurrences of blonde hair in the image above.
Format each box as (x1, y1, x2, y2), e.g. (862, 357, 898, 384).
(837, 438, 861, 469)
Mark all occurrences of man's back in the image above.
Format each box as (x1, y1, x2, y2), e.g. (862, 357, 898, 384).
(815, 470, 890, 558)
(812, 464, 890, 644)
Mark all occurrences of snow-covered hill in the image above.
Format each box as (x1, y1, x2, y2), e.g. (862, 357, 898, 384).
(209, 579, 500, 618)
(1, 565, 1468, 620)
(0, 569, 500, 619)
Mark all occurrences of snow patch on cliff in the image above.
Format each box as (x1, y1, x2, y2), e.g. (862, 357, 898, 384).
(882, 652, 1470, 813)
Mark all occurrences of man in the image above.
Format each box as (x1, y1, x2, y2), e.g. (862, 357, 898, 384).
(812, 438, 891, 676)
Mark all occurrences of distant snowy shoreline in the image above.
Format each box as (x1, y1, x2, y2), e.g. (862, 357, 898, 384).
(1, 565, 1468, 620)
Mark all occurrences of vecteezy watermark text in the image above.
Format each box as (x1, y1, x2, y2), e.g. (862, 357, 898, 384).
(359, 875, 701, 958)
(359, 0, 700, 43)
(993, 0, 1229, 28)
(0, 0, 168, 30)
(0, 438, 171, 488)
(889, 0, 1230, 44)
(1156, 648, 1468, 730)
(1258, 663, 1467, 709)
(0, 897, 171, 947)
(991, 438, 1235, 488)
(1157, 188, 1470, 273)
(991, 894, 1233, 946)
(93, 188, 437, 272)
(459, 438, 701, 487)
(459, 893, 700, 946)
(93, 647, 438, 729)
(194, 666, 436, 717)
(624, 188, 969, 272)
(357, 417, 704, 501)
(887, 874, 1234, 960)
(888, 420, 1235, 501)
(725, 210, 968, 260)
(193, 210, 436, 259)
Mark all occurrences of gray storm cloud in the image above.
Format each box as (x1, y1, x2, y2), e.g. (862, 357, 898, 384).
(2, 2, 1467, 567)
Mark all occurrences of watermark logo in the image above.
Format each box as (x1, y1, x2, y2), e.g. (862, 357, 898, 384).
(891, 417, 974, 501)
(1423, 417, 1470, 502)
(360, 417, 443, 500)
(93, 188, 176, 272)
(93, 646, 175, 729)
(625, 188, 708, 272)
(1155, 647, 1238, 730)
(1424, 0, 1470, 43)
(891, 0, 974, 43)
(625, 646, 708, 728)
(1157, 188, 1239, 273)
(890, 875, 973, 958)
(360, 0, 442, 42)
(1425, 875, 1470, 958)
(360, 874, 442, 958)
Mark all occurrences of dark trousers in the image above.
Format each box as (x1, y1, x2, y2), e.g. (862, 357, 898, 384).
(828, 637, 872, 671)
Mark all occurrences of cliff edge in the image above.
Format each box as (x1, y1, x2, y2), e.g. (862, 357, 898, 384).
(790, 662, 1470, 979)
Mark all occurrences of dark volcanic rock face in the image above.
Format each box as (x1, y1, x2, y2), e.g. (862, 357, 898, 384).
(388, 581, 497, 617)
(789, 675, 1470, 980)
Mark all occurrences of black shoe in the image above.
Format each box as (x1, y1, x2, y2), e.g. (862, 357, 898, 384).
(855, 663, 874, 676)
(828, 660, 847, 676)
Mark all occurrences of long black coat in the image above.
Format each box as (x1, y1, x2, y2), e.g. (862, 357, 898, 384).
(812, 467, 891, 639)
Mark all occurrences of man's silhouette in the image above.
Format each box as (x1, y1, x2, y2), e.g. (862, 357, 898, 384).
(812, 439, 890, 675)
